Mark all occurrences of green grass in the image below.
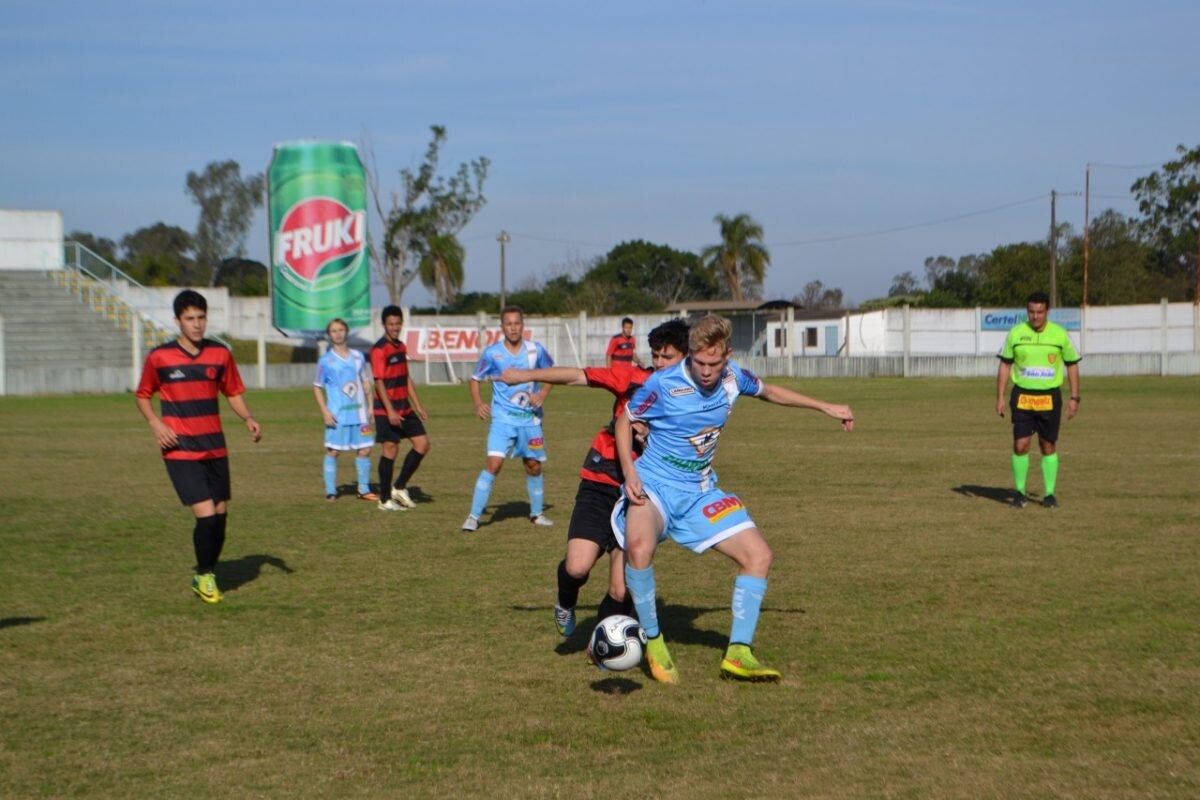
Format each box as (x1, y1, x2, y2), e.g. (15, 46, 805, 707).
(1, 377, 1198, 798)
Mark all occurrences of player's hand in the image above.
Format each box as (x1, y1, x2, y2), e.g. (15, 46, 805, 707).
(387, 410, 404, 426)
(624, 472, 647, 506)
(416, 407, 428, 421)
(1066, 397, 1079, 420)
(996, 400, 1006, 418)
(246, 417, 262, 443)
(475, 402, 491, 420)
(322, 410, 337, 427)
(151, 419, 178, 450)
(824, 403, 855, 431)
(527, 392, 545, 410)
(498, 368, 522, 384)
(631, 420, 650, 447)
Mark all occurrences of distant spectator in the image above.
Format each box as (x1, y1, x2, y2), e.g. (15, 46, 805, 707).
(606, 317, 644, 370)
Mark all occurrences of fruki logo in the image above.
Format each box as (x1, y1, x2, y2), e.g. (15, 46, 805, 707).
(275, 197, 365, 283)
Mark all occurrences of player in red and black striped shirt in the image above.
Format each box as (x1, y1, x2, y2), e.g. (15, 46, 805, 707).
(499, 318, 689, 640)
(605, 317, 645, 371)
(135, 290, 261, 604)
(370, 305, 429, 511)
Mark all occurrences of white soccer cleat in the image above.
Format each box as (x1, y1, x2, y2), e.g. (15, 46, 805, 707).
(391, 487, 417, 508)
(530, 514, 554, 527)
(377, 499, 406, 512)
(461, 515, 480, 532)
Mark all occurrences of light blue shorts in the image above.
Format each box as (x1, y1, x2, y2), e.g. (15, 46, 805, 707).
(611, 478, 755, 554)
(324, 423, 375, 452)
(487, 421, 547, 461)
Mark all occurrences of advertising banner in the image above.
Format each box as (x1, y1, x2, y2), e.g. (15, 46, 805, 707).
(268, 141, 371, 336)
(981, 308, 1081, 331)
(403, 327, 531, 361)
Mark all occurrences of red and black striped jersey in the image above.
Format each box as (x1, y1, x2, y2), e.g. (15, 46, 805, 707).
(136, 339, 246, 461)
(606, 333, 637, 363)
(579, 365, 652, 487)
(370, 336, 412, 417)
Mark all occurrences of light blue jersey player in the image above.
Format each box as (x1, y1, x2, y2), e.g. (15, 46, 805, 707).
(614, 315, 856, 684)
(462, 307, 556, 531)
(312, 318, 376, 501)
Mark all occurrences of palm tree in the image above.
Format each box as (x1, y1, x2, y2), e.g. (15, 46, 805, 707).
(699, 213, 770, 301)
(417, 233, 465, 310)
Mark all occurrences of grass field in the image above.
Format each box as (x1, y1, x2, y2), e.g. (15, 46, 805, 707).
(2, 376, 1198, 798)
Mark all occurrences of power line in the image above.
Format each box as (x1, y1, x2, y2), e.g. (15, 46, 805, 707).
(768, 193, 1050, 248)
(507, 231, 610, 248)
(1088, 161, 1167, 170)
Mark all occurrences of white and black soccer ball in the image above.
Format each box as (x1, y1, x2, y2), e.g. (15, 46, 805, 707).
(588, 614, 647, 671)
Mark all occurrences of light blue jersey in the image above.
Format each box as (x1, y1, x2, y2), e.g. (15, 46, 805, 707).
(471, 339, 554, 427)
(625, 358, 764, 492)
(314, 348, 371, 426)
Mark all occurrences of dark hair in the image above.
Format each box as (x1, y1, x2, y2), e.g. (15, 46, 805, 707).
(381, 305, 403, 323)
(501, 305, 524, 320)
(621, 317, 634, 326)
(647, 317, 690, 354)
(1026, 291, 1050, 308)
(173, 289, 207, 318)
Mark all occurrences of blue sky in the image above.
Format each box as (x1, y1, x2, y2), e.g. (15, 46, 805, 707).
(3, 1, 1196, 305)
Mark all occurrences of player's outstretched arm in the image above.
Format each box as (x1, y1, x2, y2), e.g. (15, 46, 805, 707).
(497, 366, 588, 386)
(759, 382, 854, 431)
(226, 394, 262, 442)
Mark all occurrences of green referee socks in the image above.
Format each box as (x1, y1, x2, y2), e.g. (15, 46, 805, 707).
(1041, 453, 1059, 497)
(1011, 453, 1030, 494)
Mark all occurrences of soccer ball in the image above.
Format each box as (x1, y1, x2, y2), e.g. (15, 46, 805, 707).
(588, 614, 647, 671)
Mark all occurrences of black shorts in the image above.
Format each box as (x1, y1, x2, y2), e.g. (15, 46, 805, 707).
(374, 413, 427, 444)
(1010, 386, 1062, 443)
(567, 480, 623, 551)
(165, 457, 231, 507)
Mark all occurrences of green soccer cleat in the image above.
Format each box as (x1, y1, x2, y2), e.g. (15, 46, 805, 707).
(645, 634, 680, 684)
(720, 644, 781, 682)
(192, 572, 223, 604)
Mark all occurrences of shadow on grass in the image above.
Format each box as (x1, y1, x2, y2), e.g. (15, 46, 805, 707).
(482, 500, 555, 526)
(342, 484, 437, 503)
(589, 677, 642, 696)
(0, 616, 46, 630)
(216, 554, 295, 593)
(952, 484, 1031, 504)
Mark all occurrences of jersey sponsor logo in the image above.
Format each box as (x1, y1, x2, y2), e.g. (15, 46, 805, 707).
(703, 495, 744, 524)
(1020, 367, 1056, 380)
(662, 454, 711, 472)
(632, 391, 658, 415)
(360, 424, 372, 435)
(686, 425, 722, 458)
(668, 386, 695, 397)
(528, 437, 544, 449)
(168, 369, 186, 380)
(341, 381, 359, 399)
(1016, 393, 1054, 411)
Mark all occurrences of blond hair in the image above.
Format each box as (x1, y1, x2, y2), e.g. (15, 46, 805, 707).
(688, 314, 732, 353)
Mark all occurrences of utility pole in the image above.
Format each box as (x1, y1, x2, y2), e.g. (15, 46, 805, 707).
(1049, 190, 1058, 307)
(497, 230, 510, 311)
(1083, 165, 1091, 308)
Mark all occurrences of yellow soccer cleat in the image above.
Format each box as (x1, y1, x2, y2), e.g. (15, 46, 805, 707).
(645, 634, 680, 684)
(720, 644, 781, 682)
(192, 572, 223, 604)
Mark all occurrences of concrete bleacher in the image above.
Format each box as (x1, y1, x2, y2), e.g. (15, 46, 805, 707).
(0, 270, 144, 394)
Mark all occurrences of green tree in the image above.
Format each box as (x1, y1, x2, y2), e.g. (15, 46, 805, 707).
(184, 160, 265, 286)
(120, 222, 197, 286)
(889, 271, 921, 297)
(1130, 143, 1200, 300)
(214, 257, 269, 296)
(975, 242, 1050, 305)
(587, 240, 718, 310)
(369, 125, 490, 306)
(418, 233, 465, 310)
(795, 279, 844, 310)
(67, 230, 118, 264)
(699, 213, 770, 301)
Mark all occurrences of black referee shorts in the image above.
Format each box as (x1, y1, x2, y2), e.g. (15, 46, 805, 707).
(1010, 386, 1062, 443)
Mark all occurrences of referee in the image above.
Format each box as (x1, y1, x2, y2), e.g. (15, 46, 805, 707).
(995, 291, 1081, 508)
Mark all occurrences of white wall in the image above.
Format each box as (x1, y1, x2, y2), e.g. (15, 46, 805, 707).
(0, 209, 63, 270)
(766, 303, 1198, 357)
